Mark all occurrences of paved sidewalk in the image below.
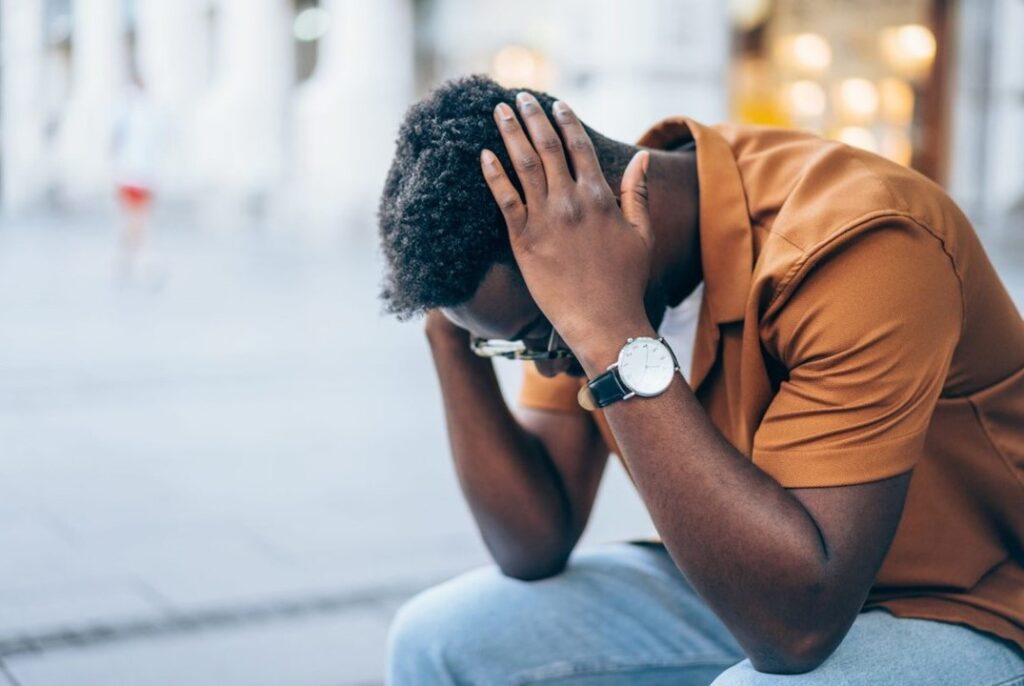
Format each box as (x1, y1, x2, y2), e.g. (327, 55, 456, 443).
(1, 214, 1019, 685)
(0, 214, 657, 685)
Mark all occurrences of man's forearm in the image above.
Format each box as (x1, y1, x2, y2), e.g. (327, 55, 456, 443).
(475, 90, 908, 673)
(427, 324, 577, 579)
(576, 330, 858, 672)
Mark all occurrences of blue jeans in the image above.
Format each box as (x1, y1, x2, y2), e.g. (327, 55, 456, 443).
(388, 543, 1024, 685)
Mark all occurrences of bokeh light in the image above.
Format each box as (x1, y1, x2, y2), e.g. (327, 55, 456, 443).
(836, 125, 878, 152)
(729, 0, 773, 31)
(293, 6, 331, 43)
(491, 44, 555, 90)
(776, 33, 833, 75)
(783, 80, 827, 119)
(879, 24, 936, 79)
(880, 126, 913, 165)
(878, 77, 915, 125)
(837, 77, 880, 122)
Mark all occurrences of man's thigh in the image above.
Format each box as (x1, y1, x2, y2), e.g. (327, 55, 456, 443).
(712, 609, 1024, 686)
(387, 542, 744, 685)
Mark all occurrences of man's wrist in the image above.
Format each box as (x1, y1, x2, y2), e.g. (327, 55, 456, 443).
(574, 320, 658, 378)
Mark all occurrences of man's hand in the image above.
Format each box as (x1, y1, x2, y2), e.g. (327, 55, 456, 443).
(480, 93, 655, 368)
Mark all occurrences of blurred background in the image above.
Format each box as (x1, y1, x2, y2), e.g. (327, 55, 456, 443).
(0, 0, 1021, 684)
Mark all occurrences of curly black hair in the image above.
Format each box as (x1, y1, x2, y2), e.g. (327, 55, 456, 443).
(378, 74, 637, 319)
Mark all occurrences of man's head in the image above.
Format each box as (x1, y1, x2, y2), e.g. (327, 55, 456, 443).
(378, 76, 640, 375)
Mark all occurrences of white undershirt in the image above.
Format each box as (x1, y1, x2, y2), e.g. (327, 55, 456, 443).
(656, 283, 704, 381)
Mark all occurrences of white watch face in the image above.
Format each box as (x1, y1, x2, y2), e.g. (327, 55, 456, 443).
(617, 337, 676, 397)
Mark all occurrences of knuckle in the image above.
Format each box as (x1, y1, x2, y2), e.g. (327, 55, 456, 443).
(498, 194, 521, 212)
(584, 182, 612, 208)
(568, 136, 592, 153)
(516, 233, 537, 253)
(517, 154, 542, 172)
(558, 199, 585, 224)
(537, 136, 562, 154)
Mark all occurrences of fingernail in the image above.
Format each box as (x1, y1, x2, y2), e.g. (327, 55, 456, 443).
(495, 102, 514, 120)
(481, 149, 496, 164)
(552, 100, 571, 122)
(516, 92, 535, 111)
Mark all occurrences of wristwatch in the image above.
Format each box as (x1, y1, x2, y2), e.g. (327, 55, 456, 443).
(577, 336, 680, 410)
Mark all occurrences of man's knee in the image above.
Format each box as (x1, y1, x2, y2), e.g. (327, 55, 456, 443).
(710, 661, 766, 685)
(386, 565, 523, 683)
(387, 587, 446, 679)
(387, 579, 472, 680)
(711, 660, 833, 685)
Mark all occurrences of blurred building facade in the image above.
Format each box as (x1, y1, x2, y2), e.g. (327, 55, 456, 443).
(0, 0, 1021, 242)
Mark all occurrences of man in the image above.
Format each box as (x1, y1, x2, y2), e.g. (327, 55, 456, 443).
(378, 75, 1024, 684)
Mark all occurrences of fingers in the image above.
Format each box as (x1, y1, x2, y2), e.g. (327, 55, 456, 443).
(620, 150, 653, 243)
(494, 102, 546, 201)
(480, 148, 527, 235)
(514, 92, 572, 189)
(551, 100, 604, 182)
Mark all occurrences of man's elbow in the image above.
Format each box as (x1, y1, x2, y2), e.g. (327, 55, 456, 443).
(484, 529, 575, 581)
(496, 551, 570, 581)
(748, 629, 843, 675)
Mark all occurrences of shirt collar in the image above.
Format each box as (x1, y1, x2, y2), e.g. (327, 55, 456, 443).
(637, 117, 752, 324)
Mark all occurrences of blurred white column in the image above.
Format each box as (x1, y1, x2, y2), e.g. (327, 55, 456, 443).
(949, 0, 1024, 240)
(134, 0, 209, 199)
(555, 0, 729, 142)
(193, 0, 292, 215)
(55, 0, 124, 203)
(986, 0, 1024, 239)
(290, 0, 413, 235)
(292, 0, 415, 234)
(1, 0, 48, 212)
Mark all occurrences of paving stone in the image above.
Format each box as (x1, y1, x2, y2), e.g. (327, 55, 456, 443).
(3, 606, 392, 686)
(0, 581, 163, 642)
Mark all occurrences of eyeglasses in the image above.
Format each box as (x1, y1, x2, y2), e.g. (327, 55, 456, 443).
(470, 326, 575, 361)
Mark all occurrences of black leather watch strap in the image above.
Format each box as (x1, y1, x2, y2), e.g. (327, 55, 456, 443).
(586, 368, 632, 408)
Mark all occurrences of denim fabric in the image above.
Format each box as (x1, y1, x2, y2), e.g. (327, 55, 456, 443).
(387, 543, 1024, 685)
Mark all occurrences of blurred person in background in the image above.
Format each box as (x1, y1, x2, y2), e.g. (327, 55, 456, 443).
(112, 73, 164, 285)
(377, 76, 1024, 685)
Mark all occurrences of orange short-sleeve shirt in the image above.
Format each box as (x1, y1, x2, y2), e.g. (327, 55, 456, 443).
(519, 119, 1024, 650)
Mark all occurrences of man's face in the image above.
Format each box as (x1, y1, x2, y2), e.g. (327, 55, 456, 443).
(443, 263, 667, 379)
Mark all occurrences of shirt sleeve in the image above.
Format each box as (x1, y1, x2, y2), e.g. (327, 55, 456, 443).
(752, 223, 963, 487)
(518, 363, 586, 413)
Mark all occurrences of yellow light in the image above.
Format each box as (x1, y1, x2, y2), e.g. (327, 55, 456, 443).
(734, 57, 791, 126)
(837, 78, 879, 122)
(836, 126, 878, 153)
(784, 80, 827, 119)
(880, 24, 936, 78)
(790, 33, 832, 74)
(491, 45, 554, 90)
(878, 77, 915, 125)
